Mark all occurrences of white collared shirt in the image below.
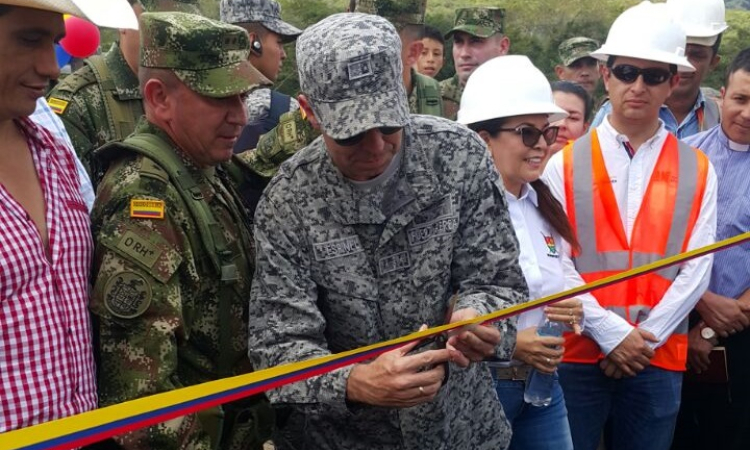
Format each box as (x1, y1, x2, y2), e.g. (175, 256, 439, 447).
(506, 183, 595, 332)
(543, 117, 717, 354)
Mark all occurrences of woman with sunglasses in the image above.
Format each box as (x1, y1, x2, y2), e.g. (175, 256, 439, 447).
(457, 55, 589, 450)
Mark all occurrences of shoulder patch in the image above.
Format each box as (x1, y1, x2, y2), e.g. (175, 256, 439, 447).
(47, 97, 69, 115)
(116, 230, 163, 268)
(130, 199, 165, 219)
(103, 271, 152, 319)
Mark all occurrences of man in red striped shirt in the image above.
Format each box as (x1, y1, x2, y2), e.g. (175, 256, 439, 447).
(0, 0, 136, 433)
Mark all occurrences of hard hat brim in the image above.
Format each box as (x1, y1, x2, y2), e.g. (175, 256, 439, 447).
(458, 101, 568, 126)
(590, 45, 695, 73)
(1, 0, 139, 29)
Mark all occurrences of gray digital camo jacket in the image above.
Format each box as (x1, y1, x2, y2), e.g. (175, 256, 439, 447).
(249, 115, 529, 450)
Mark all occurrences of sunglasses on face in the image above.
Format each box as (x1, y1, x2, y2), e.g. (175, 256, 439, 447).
(333, 126, 402, 147)
(497, 124, 559, 148)
(610, 64, 674, 86)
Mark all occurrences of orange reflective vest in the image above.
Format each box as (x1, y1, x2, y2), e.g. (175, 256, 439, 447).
(562, 130, 709, 371)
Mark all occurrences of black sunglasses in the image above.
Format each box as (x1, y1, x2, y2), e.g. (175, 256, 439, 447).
(497, 124, 559, 148)
(610, 64, 674, 86)
(333, 127, 402, 147)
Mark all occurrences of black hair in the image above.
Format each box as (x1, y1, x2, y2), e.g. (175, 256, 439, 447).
(606, 55, 677, 74)
(710, 33, 723, 57)
(0, 5, 11, 15)
(423, 25, 445, 46)
(725, 47, 750, 86)
(551, 80, 593, 123)
(467, 117, 581, 252)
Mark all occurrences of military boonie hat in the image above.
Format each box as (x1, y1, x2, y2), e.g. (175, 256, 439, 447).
(138, 0, 201, 14)
(353, 0, 427, 30)
(558, 37, 600, 66)
(296, 13, 409, 141)
(445, 7, 505, 39)
(140, 12, 270, 98)
(220, 0, 302, 43)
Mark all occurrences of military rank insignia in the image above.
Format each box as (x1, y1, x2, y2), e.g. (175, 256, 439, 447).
(47, 97, 69, 115)
(130, 199, 165, 219)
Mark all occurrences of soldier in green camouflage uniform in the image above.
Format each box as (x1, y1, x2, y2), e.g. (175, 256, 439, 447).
(90, 12, 272, 450)
(236, 0, 444, 183)
(441, 7, 508, 120)
(46, 0, 200, 184)
(249, 13, 527, 450)
(554, 36, 602, 96)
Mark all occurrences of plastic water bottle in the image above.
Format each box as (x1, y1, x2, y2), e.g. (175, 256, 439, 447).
(523, 318, 564, 407)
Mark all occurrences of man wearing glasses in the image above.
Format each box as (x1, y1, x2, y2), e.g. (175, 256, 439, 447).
(247, 12, 527, 450)
(543, 2, 717, 450)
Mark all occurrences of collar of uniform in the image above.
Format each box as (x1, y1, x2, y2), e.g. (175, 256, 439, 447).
(106, 42, 142, 101)
(692, 89, 707, 114)
(505, 182, 538, 207)
(719, 125, 750, 152)
(319, 121, 442, 226)
(600, 114, 668, 153)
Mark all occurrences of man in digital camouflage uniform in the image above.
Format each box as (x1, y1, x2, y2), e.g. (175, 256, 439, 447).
(90, 12, 272, 450)
(441, 7, 509, 120)
(233, 0, 444, 209)
(46, 0, 201, 185)
(220, 0, 301, 152)
(248, 12, 527, 450)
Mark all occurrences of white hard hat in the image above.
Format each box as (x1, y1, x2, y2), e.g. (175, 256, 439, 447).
(457, 55, 567, 125)
(666, 0, 728, 47)
(591, 1, 695, 73)
(1, 0, 138, 29)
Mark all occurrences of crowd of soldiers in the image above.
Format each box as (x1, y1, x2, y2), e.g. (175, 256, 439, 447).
(1, 0, 749, 449)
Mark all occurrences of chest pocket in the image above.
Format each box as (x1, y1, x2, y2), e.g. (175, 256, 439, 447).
(406, 195, 458, 286)
(310, 235, 381, 351)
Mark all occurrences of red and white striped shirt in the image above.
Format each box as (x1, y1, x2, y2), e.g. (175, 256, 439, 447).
(0, 118, 96, 432)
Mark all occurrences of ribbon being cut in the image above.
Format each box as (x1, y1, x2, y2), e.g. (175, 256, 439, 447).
(3, 232, 749, 450)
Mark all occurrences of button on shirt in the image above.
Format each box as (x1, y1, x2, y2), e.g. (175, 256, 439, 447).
(506, 184, 595, 333)
(686, 125, 750, 299)
(0, 118, 96, 432)
(543, 117, 717, 354)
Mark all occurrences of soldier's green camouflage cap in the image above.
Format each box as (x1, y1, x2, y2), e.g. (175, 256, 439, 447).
(558, 37, 600, 66)
(445, 7, 505, 39)
(136, 0, 201, 14)
(140, 12, 270, 98)
(296, 13, 409, 141)
(353, 0, 427, 30)
(220, 0, 302, 43)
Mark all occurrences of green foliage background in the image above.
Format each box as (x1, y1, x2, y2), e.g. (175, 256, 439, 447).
(105, 0, 750, 95)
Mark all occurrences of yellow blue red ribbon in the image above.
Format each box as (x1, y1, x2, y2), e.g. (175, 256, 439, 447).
(2, 231, 749, 450)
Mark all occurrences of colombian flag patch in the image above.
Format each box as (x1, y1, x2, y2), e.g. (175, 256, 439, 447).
(47, 97, 69, 115)
(130, 199, 165, 220)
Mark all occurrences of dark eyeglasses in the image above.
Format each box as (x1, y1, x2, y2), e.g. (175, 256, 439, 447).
(497, 124, 559, 148)
(610, 64, 674, 86)
(333, 127, 402, 147)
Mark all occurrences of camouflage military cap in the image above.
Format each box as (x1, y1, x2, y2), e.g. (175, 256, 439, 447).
(138, 0, 201, 14)
(353, 0, 427, 30)
(558, 37, 600, 66)
(220, 0, 302, 43)
(296, 13, 409, 141)
(446, 7, 505, 39)
(140, 12, 270, 98)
